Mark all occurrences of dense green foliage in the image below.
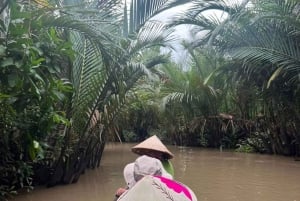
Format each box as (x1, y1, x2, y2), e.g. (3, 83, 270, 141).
(0, 1, 74, 197)
(117, 0, 299, 156)
(0, 0, 183, 199)
(162, 0, 300, 154)
(0, 0, 299, 200)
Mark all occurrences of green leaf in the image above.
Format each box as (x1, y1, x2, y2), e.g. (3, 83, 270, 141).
(0, 93, 10, 100)
(267, 66, 283, 88)
(52, 90, 65, 100)
(7, 74, 18, 87)
(28, 142, 36, 161)
(31, 57, 45, 66)
(1, 57, 14, 67)
(0, 45, 6, 56)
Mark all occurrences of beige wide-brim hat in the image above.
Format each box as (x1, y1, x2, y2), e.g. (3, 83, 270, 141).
(131, 135, 174, 159)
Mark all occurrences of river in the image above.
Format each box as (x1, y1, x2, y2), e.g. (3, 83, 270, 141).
(11, 143, 300, 201)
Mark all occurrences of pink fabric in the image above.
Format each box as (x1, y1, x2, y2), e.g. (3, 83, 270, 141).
(155, 176, 192, 201)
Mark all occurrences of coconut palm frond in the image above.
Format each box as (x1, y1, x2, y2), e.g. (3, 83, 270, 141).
(229, 22, 300, 85)
(169, 0, 251, 49)
(174, 0, 249, 21)
(39, 14, 121, 57)
(70, 31, 111, 134)
(124, 62, 151, 86)
(128, 0, 168, 33)
(163, 92, 185, 105)
(186, 0, 228, 18)
(128, 21, 176, 55)
(169, 12, 218, 32)
(124, 0, 189, 36)
(204, 0, 300, 87)
(0, 0, 9, 15)
(122, 59, 162, 90)
(144, 54, 170, 69)
(169, 0, 226, 28)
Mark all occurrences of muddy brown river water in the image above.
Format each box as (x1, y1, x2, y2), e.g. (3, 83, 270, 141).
(11, 143, 300, 201)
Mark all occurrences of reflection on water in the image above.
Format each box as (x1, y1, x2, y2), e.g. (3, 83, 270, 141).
(11, 143, 300, 201)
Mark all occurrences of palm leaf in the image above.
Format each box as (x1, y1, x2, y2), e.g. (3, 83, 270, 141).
(128, 21, 176, 56)
(0, 0, 9, 15)
(124, 0, 189, 36)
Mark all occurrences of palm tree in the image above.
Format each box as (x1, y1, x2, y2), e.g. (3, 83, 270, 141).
(18, 0, 188, 187)
(40, 0, 179, 185)
(168, 0, 300, 154)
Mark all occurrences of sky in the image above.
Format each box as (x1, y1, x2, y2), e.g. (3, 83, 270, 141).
(153, 3, 195, 67)
(152, 0, 247, 67)
(154, 3, 225, 67)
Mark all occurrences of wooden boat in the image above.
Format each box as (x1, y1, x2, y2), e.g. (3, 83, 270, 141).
(117, 175, 198, 201)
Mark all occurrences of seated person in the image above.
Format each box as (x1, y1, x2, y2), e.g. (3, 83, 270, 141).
(116, 155, 198, 201)
(131, 135, 175, 177)
(115, 155, 172, 198)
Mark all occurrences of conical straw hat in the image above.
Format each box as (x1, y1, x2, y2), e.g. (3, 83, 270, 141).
(131, 135, 174, 159)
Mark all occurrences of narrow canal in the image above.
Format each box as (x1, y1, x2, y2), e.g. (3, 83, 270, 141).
(11, 143, 300, 201)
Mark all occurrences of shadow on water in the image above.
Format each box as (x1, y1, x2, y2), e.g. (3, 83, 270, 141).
(11, 143, 300, 201)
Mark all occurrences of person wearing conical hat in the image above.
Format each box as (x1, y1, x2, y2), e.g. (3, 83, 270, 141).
(131, 135, 175, 177)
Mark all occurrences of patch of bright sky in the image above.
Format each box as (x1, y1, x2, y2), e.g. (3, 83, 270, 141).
(154, 3, 228, 68)
(154, 0, 250, 68)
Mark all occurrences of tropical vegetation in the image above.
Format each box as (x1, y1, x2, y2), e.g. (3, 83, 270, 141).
(0, 0, 299, 200)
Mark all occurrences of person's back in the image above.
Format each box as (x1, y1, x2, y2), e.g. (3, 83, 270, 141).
(115, 155, 171, 199)
(116, 155, 198, 201)
(117, 175, 198, 201)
